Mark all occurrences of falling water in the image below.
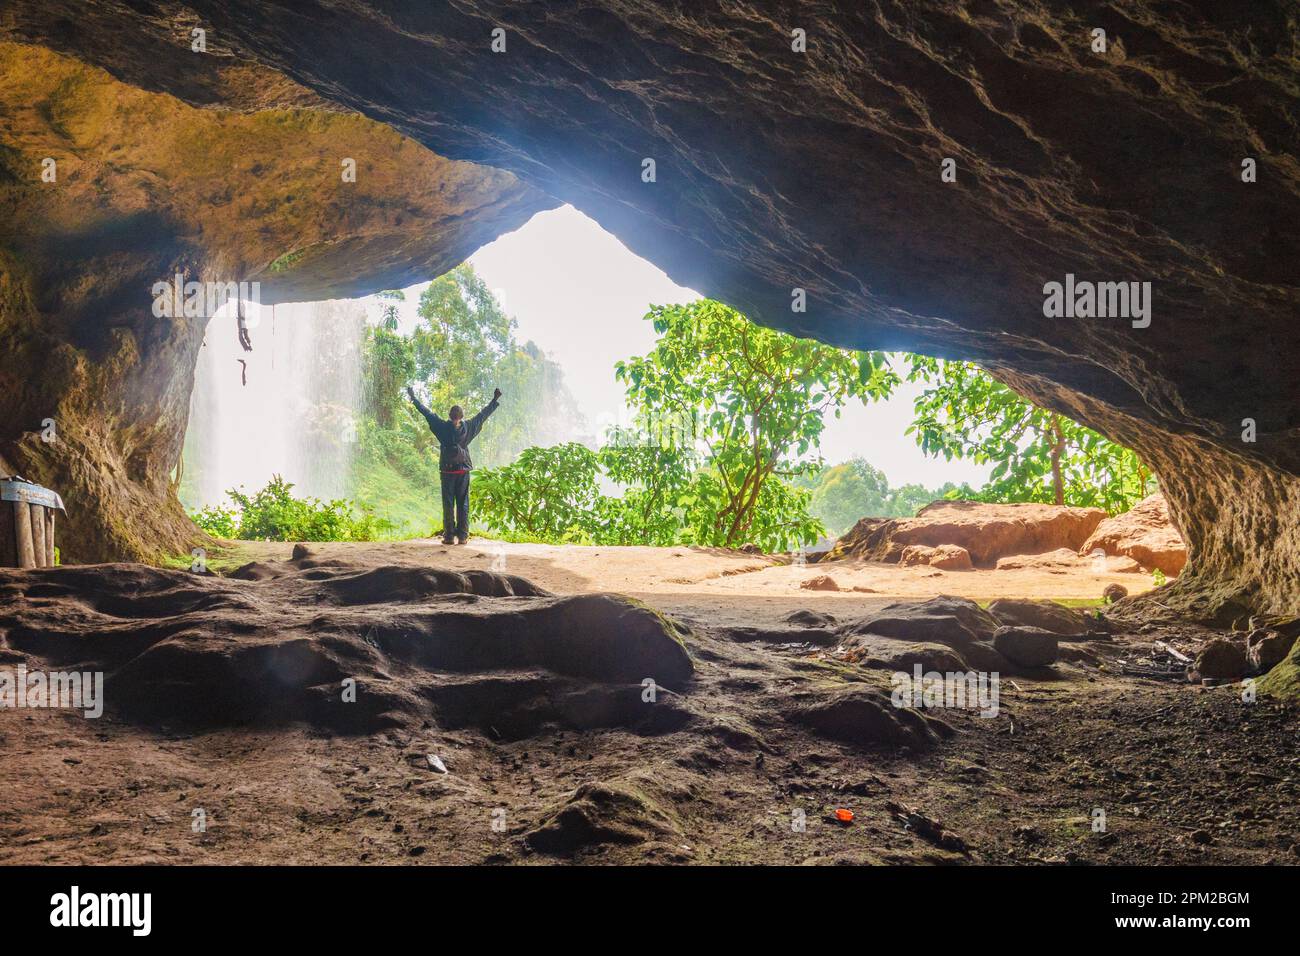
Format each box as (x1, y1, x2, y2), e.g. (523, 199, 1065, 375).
(180, 299, 367, 510)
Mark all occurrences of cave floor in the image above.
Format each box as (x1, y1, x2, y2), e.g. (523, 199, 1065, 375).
(1, 540, 1295, 866)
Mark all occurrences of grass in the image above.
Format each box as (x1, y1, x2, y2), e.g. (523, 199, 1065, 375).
(159, 544, 250, 576)
(464, 525, 595, 545)
(349, 456, 589, 544)
(350, 455, 440, 538)
(975, 597, 1106, 609)
(267, 248, 306, 273)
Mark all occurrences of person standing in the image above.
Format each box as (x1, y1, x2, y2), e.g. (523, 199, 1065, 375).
(407, 385, 501, 544)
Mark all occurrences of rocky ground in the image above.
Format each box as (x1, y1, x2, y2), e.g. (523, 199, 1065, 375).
(0, 539, 1295, 866)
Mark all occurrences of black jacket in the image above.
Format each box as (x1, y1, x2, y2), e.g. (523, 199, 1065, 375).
(410, 393, 499, 472)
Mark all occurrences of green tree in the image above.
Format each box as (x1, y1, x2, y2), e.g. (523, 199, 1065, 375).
(616, 300, 897, 546)
(472, 437, 825, 553)
(409, 265, 513, 417)
(408, 265, 580, 469)
(801, 459, 893, 534)
(352, 266, 581, 532)
(594, 429, 697, 546)
(797, 458, 961, 534)
(891, 480, 961, 516)
(906, 356, 1153, 513)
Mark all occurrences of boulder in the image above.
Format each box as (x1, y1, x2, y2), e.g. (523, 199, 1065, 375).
(840, 595, 998, 646)
(986, 599, 1090, 638)
(959, 641, 1014, 675)
(992, 626, 1059, 667)
(783, 609, 839, 628)
(996, 548, 1142, 574)
(1195, 638, 1247, 680)
(835, 636, 971, 674)
(1247, 629, 1297, 674)
(800, 574, 840, 592)
(829, 500, 1107, 566)
(1079, 494, 1187, 577)
(1103, 583, 1129, 603)
(785, 683, 953, 750)
(525, 776, 684, 853)
(900, 544, 973, 571)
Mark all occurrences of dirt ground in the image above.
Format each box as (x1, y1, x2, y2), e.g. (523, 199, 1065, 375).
(1, 539, 1295, 866)
(228, 537, 1155, 629)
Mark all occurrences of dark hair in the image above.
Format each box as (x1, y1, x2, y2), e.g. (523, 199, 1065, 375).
(449, 405, 463, 421)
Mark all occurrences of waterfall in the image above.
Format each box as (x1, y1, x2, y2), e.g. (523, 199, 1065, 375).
(180, 299, 367, 511)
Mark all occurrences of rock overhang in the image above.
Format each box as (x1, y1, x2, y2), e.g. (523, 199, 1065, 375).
(0, 1, 1297, 620)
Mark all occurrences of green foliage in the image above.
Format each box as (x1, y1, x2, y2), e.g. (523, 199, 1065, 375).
(680, 467, 823, 553)
(615, 300, 896, 546)
(905, 356, 1154, 514)
(267, 249, 305, 273)
(591, 428, 698, 546)
(190, 504, 239, 538)
(795, 457, 959, 535)
(474, 443, 603, 542)
(190, 475, 396, 542)
(474, 300, 898, 552)
(473, 439, 823, 553)
(351, 265, 581, 534)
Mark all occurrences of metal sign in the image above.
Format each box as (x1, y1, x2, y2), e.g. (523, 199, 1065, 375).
(0, 478, 65, 511)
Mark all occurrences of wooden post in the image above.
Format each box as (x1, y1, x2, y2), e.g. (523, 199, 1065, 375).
(45, 510, 55, 565)
(0, 500, 13, 566)
(30, 504, 46, 568)
(13, 501, 36, 568)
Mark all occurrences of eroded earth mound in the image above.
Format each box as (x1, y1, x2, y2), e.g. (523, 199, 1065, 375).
(1080, 493, 1188, 577)
(2, 542, 1298, 864)
(829, 501, 1108, 567)
(0, 554, 693, 735)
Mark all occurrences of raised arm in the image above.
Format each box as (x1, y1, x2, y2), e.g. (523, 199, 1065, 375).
(467, 387, 501, 434)
(468, 388, 502, 430)
(407, 386, 443, 431)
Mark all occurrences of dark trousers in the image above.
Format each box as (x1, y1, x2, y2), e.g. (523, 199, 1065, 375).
(440, 471, 470, 542)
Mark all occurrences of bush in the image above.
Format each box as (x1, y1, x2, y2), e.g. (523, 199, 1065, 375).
(190, 475, 396, 542)
(473, 443, 602, 542)
(190, 504, 239, 539)
(473, 441, 824, 553)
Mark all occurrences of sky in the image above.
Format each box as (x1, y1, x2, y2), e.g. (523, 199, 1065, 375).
(373, 204, 989, 490)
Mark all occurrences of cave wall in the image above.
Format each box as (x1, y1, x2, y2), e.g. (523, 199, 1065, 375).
(0, 40, 555, 562)
(2, 2, 1298, 616)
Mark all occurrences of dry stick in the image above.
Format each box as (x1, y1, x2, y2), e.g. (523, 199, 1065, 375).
(1154, 640, 1191, 664)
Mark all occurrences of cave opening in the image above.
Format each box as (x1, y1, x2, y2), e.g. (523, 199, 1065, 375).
(173, 203, 1171, 616)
